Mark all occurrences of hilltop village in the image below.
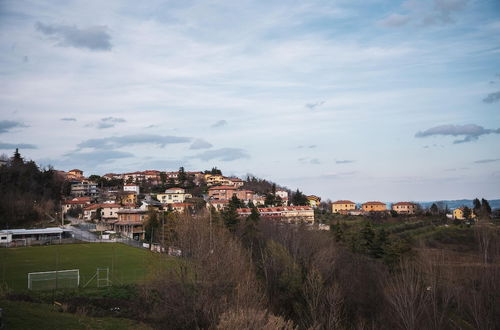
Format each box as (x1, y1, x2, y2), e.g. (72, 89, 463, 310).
(52, 166, 482, 241)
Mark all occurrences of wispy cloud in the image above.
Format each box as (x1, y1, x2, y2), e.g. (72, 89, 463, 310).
(0, 120, 28, 134)
(305, 101, 325, 110)
(336, 159, 355, 164)
(483, 91, 500, 104)
(77, 134, 192, 150)
(189, 138, 213, 150)
(378, 13, 411, 27)
(211, 120, 227, 128)
(415, 124, 500, 144)
(474, 158, 500, 164)
(298, 157, 321, 164)
(96, 117, 126, 129)
(35, 22, 112, 51)
(191, 148, 249, 161)
(0, 142, 37, 149)
(380, 0, 469, 28)
(60, 117, 77, 122)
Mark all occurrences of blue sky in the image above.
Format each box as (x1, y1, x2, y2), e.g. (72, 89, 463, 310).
(1, 0, 499, 201)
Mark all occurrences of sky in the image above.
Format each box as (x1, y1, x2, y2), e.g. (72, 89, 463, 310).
(1, 0, 499, 202)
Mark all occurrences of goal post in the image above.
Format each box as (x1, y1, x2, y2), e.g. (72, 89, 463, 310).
(28, 269, 80, 290)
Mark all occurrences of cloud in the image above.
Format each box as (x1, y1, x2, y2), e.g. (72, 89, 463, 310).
(96, 117, 126, 129)
(483, 91, 500, 104)
(336, 159, 355, 164)
(298, 157, 321, 164)
(211, 120, 227, 128)
(191, 148, 249, 161)
(415, 124, 500, 144)
(378, 13, 411, 27)
(297, 145, 317, 149)
(52, 150, 134, 168)
(0, 120, 28, 134)
(0, 142, 37, 149)
(305, 101, 325, 110)
(474, 158, 500, 164)
(383, 0, 469, 28)
(190, 139, 213, 150)
(77, 134, 192, 150)
(60, 117, 77, 121)
(35, 22, 112, 51)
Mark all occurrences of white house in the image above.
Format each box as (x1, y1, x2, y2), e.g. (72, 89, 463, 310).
(124, 184, 140, 194)
(156, 187, 192, 204)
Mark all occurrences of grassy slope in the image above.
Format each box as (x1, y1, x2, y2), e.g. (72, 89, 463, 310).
(0, 299, 152, 330)
(0, 243, 173, 291)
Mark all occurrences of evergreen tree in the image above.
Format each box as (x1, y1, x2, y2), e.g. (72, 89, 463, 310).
(473, 198, 481, 214)
(430, 203, 439, 215)
(462, 206, 472, 220)
(359, 222, 375, 254)
(481, 198, 492, 218)
(333, 221, 344, 242)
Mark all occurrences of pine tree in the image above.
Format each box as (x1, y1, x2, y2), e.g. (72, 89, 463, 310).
(473, 198, 481, 214)
(481, 198, 492, 218)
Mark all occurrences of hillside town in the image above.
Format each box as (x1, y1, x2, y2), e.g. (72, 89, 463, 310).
(39, 166, 481, 243)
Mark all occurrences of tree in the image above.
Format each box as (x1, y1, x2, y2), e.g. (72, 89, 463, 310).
(291, 189, 308, 206)
(473, 198, 481, 215)
(481, 198, 492, 219)
(264, 193, 276, 207)
(430, 203, 439, 215)
(462, 206, 472, 220)
(223, 196, 242, 232)
(178, 167, 186, 185)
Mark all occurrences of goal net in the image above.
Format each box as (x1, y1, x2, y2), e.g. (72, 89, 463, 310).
(28, 269, 80, 290)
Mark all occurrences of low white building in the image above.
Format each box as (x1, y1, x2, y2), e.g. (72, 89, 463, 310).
(124, 184, 140, 194)
(156, 187, 192, 204)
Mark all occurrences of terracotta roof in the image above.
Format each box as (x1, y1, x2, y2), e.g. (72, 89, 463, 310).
(332, 200, 355, 204)
(392, 202, 416, 206)
(208, 185, 237, 190)
(84, 203, 121, 210)
(362, 201, 386, 205)
(69, 169, 83, 173)
(171, 203, 194, 207)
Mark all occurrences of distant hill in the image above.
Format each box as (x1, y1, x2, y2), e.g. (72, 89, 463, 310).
(416, 199, 500, 211)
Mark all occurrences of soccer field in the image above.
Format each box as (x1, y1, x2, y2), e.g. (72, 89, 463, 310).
(0, 243, 172, 291)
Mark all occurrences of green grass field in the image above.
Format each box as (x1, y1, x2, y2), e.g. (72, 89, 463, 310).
(0, 243, 173, 291)
(0, 299, 152, 329)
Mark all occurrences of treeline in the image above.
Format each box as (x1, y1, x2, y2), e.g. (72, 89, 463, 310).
(0, 150, 64, 228)
(135, 213, 500, 329)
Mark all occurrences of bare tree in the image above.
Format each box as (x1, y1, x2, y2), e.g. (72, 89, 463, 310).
(384, 260, 428, 330)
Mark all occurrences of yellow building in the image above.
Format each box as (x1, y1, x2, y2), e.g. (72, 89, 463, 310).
(362, 201, 387, 212)
(204, 174, 227, 187)
(307, 195, 321, 208)
(453, 207, 476, 220)
(120, 192, 137, 206)
(331, 200, 356, 213)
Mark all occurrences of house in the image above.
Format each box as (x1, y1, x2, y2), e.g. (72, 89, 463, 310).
(67, 169, 84, 179)
(392, 202, 418, 214)
(226, 177, 245, 187)
(140, 196, 163, 211)
(0, 228, 73, 246)
(362, 201, 387, 212)
(115, 209, 147, 240)
(123, 171, 145, 183)
(208, 185, 237, 200)
(124, 184, 140, 194)
(207, 200, 229, 211)
(276, 190, 289, 201)
(70, 180, 98, 197)
(331, 200, 356, 213)
(83, 203, 121, 221)
(307, 195, 321, 208)
(156, 187, 192, 204)
(119, 192, 138, 206)
(61, 197, 92, 215)
(237, 206, 315, 224)
(453, 207, 476, 220)
(204, 174, 227, 186)
(169, 203, 194, 213)
(103, 173, 123, 180)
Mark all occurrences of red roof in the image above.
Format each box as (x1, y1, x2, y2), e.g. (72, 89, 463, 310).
(362, 201, 386, 206)
(392, 202, 416, 206)
(208, 185, 237, 190)
(84, 203, 121, 210)
(332, 200, 355, 204)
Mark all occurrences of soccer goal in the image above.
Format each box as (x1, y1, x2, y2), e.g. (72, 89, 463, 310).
(28, 269, 80, 290)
